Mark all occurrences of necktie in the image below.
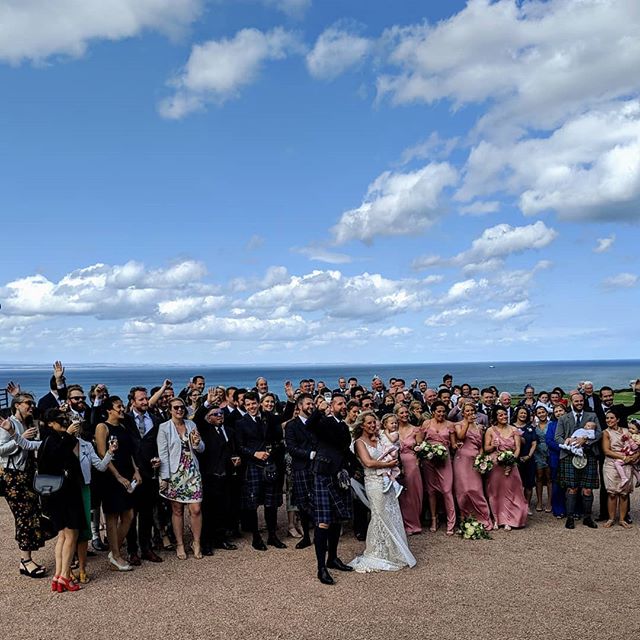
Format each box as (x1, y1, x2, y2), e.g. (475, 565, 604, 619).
(575, 413, 582, 428)
(137, 414, 146, 437)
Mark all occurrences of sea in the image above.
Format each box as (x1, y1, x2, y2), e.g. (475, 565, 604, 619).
(1, 360, 639, 402)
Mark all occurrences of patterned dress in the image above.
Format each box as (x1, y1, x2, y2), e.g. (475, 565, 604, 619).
(160, 434, 203, 504)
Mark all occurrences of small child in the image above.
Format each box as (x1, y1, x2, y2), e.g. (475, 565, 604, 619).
(560, 421, 597, 457)
(616, 423, 640, 488)
(377, 430, 403, 497)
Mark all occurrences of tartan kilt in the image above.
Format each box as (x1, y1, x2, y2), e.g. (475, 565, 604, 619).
(291, 469, 314, 515)
(313, 472, 352, 525)
(241, 464, 283, 511)
(558, 455, 600, 489)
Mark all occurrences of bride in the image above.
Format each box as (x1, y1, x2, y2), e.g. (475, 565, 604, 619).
(348, 411, 417, 572)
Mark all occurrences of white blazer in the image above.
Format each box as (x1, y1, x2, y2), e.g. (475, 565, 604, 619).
(157, 419, 204, 479)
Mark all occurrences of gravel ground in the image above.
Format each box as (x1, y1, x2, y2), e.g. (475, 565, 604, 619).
(1, 497, 638, 640)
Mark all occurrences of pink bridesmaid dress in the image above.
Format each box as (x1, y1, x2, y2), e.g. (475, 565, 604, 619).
(486, 430, 528, 528)
(452, 427, 492, 529)
(422, 423, 456, 533)
(398, 427, 423, 534)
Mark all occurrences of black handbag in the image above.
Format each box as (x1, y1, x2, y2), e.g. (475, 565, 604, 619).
(33, 472, 65, 496)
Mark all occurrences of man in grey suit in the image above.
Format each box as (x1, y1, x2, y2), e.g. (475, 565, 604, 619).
(555, 392, 602, 529)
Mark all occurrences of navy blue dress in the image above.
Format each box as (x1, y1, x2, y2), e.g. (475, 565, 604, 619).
(518, 423, 538, 489)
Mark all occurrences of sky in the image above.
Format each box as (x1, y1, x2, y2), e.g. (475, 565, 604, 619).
(0, 0, 639, 365)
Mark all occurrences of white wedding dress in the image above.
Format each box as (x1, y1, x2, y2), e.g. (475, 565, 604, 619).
(348, 440, 417, 573)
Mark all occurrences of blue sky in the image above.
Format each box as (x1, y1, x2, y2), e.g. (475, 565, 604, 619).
(1, 0, 639, 364)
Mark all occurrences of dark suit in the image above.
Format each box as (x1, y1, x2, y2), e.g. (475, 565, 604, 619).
(194, 406, 239, 547)
(124, 411, 161, 556)
(37, 389, 67, 416)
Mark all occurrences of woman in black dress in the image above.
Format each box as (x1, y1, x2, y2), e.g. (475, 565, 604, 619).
(95, 396, 142, 572)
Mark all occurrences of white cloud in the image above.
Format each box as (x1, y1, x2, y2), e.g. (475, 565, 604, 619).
(261, 0, 311, 18)
(158, 27, 301, 118)
(459, 101, 640, 221)
(245, 269, 433, 319)
(487, 300, 531, 321)
(399, 132, 459, 165)
(594, 234, 616, 253)
(378, 0, 640, 131)
(425, 307, 473, 327)
(331, 162, 457, 244)
(0, 259, 213, 320)
(294, 245, 353, 264)
(602, 272, 638, 289)
(306, 26, 372, 80)
(415, 221, 558, 270)
(441, 278, 488, 304)
(0, 0, 202, 64)
(459, 201, 500, 216)
(246, 234, 265, 251)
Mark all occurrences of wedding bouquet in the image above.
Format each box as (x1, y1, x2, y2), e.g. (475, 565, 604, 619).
(496, 450, 517, 475)
(459, 516, 491, 540)
(473, 453, 494, 475)
(414, 442, 448, 464)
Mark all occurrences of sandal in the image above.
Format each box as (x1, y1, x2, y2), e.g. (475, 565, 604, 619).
(20, 559, 47, 579)
(288, 527, 302, 538)
(429, 517, 438, 533)
(176, 544, 187, 560)
(619, 520, 633, 529)
(535, 507, 543, 512)
(603, 519, 615, 528)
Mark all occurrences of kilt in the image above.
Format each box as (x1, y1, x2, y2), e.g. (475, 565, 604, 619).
(241, 464, 283, 511)
(558, 455, 599, 489)
(313, 472, 352, 525)
(291, 469, 314, 515)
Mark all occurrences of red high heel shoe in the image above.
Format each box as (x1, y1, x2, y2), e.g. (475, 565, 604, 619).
(57, 576, 81, 592)
(51, 576, 60, 592)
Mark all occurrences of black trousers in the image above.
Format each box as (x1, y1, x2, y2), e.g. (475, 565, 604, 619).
(126, 476, 158, 555)
(201, 475, 230, 547)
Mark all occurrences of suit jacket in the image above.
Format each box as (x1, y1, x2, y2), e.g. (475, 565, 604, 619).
(124, 412, 161, 479)
(235, 412, 284, 468)
(306, 410, 352, 476)
(193, 405, 238, 477)
(157, 419, 204, 479)
(582, 392, 602, 415)
(285, 416, 317, 472)
(555, 410, 601, 459)
(37, 389, 67, 416)
(595, 392, 640, 429)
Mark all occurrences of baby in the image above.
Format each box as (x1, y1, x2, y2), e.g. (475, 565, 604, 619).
(377, 430, 403, 497)
(615, 422, 640, 488)
(560, 421, 597, 457)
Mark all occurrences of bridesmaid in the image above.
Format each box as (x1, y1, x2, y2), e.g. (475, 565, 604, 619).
(484, 407, 528, 530)
(453, 402, 492, 530)
(421, 401, 459, 535)
(389, 409, 424, 535)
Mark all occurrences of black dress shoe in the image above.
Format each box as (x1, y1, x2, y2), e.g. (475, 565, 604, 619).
(252, 537, 267, 551)
(317, 567, 335, 585)
(267, 536, 287, 549)
(565, 516, 575, 529)
(141, 550, 164, 563)
(295, 537, 312, 550)
(228, 529, 243, 539)
(201, 546, 214, 556)
(128, 553, 142, 566)
(326, 558, 353, 572)
(583, 517, 598, 529)
(214, 541, 238, 551)
(355, 533, 366, 541)
(624, 513, 633, 524)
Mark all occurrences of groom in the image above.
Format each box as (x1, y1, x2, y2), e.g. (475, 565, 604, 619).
(307, 393, 354, 585)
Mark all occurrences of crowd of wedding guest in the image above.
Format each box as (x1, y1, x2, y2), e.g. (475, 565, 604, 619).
(1, 362, 639, 591)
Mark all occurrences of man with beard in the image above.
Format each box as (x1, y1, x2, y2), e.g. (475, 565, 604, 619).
(307, 394, 354, 585)
(236, 392, 287, 550)
(285, 393, 317, 550)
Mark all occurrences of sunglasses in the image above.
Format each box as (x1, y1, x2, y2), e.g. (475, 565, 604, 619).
(69, 396, 86, 401)
(20, 401, 35, 406)
(171, 405, 186, 411)
(210, 412, 224, 417)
